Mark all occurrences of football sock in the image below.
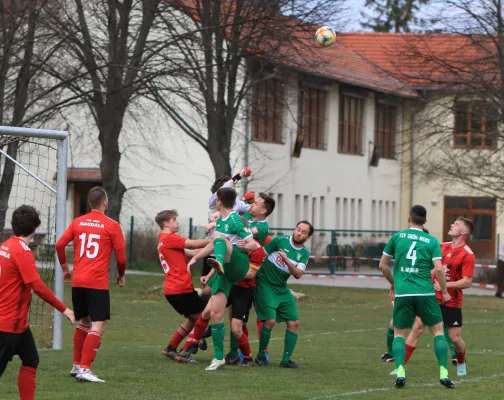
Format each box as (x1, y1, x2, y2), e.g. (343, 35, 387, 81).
(182, 316, 209, 348)
(211, 322, 226, 360)
(214, 238, 227, 266)
(18, 366, 36, 400)
(229, 328, 239, 356)
(404, 344, 416, 365)
(243, 323, 249, 337)
(281, 330, 298, 363)
(169, 325, 189, 349)
(444, 326, 456, 358)
(237, 332, 252, 359)
(434, 335, 449, 379)
(257, 320, 269, 353)
(80, 330, 102, 370)
(259, 325, 272, 355)
(73, 324, 88, 365)
(392, 337, 406, 378)
(456, 350, 466, 364)
(386, 327, 394, 355)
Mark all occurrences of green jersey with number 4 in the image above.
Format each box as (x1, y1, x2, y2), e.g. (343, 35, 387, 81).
(383, 228, 442, 297)
(259, 235, 310, 289)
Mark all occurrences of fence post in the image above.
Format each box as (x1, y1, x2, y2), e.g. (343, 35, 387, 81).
(129, 216, 134, 269)
(189, 217, 193, 239)
(329, 230, 336, 275)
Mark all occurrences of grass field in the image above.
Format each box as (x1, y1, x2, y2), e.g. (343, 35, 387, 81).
(1, 275, 503, 400)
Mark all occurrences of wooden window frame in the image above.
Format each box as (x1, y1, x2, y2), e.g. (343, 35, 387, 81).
(338, 91, 365, 155)
(453, 101, 497, 149)
(374, 100, 397, 159)
(251, 79, 284, 144)
(298, 84, 327, 150)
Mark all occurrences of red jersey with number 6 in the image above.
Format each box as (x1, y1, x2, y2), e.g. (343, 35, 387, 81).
(158, 232, 193, 295)
(435, 242, 475, 308)
(57, 211, 126, 290)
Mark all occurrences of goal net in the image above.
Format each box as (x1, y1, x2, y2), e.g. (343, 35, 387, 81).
(0, 127, 68, 349)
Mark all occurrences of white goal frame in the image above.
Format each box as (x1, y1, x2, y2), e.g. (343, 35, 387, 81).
(0, 126, 68, 350)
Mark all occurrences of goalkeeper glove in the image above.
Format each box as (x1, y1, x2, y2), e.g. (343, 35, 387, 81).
(243, 192, 255, 204)
(232, 167, 252, 182)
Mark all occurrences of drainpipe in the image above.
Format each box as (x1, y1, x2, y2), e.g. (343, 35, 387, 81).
(410, 108, 416, 209)
(244, 94, 250, 193)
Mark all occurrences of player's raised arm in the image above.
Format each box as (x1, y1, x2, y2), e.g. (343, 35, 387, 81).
(184, 238, 211, 249)
(55, 223, 75, 282)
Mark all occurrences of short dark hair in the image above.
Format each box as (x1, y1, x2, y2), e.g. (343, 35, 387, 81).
(422, 227, 429, 234)
(258, 193, 276, 217)
(155, 210, 178, 229)
(211, 176, 231, 194)
(296, 220, 314, 236)
(88, 186, 107, 209)
(216, 187, 237, 209)
(457, 216, 474, 235)
(11, 205, 41, 237)
(409, 205, 427, 225)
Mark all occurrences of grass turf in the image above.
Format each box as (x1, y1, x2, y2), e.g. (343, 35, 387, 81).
(1, 275, 503, 399)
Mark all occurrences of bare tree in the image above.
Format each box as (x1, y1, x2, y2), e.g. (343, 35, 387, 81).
(148, 0, 347, 178)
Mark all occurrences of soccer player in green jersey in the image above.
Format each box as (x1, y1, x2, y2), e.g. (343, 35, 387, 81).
(186, 187, 259, 371)
(379, 205, 455, 389)
(254, 221, 313, 369)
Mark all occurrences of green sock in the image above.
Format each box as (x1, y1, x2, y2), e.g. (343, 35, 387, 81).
(211, 322, 226, 360)
(434, 335, 449, 379)
(229, 328, 238, 356)
(444, 326, 456, 358)
(213, 238, 227, 266)
(392, 337, 406, 378)
(258, 325, 271, 356)
(387, 327, 394, 355)
(281, 330, 298, 363)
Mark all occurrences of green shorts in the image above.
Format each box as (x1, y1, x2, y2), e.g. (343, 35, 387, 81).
(254, 278, 298, 323)
(393, 296, 442, 329)
(211, 247, 249, 297)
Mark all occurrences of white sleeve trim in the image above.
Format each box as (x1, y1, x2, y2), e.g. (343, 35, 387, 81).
(297, 263, 307, 272)
(383, 251, 392, 258)
(432, 257, 442, 260)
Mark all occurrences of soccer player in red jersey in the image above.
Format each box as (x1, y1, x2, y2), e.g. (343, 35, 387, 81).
(391, 217, 475, 378)
(155, 209, 211, 361)
(56, 187, 127, 383)
(0, 205, 75, 400)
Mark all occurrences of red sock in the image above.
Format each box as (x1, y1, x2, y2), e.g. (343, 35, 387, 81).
(456, 351, 466, 364)
(243, 323, 249, 337)
(18, 366, 36, 400)
(169, 326, 189, 349)
(257, 320, 268, 353)
(182, 316, 209, 350)
(80, 330, 102, 370)
(73, 324, 89, 365)
(237, 332, 252, 359)
(404, 344, 416, 365)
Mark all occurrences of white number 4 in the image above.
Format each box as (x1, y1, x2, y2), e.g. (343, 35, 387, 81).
(79, 233, 101, 259)
(406, 241, 417, 266)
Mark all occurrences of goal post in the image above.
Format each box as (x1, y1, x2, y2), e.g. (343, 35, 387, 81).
(0, 126, 68, 350)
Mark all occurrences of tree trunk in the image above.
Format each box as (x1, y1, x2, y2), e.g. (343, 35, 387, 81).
(97, 112, 126, 223)
(0, 140, 19, 234)
(207, 125, 232, 178)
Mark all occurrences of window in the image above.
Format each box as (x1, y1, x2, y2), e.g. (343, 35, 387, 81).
(358, 199, 363, 230)
(320, 196, 325, 229)
(350, 198, 355, 230)
(343, 198, 348, 229)
(453, 101, 497, 148)
(303, 195, 309, 220)
(295, 195, 301, 222)
(277, 194, 283, 227)
(375, 101, 397, 159)
(391, 201, 396, 230)
(339, 93, 365, 155)
(385, 201, 390, 230)
(251, 79, 284, 143)
(335, 197, 341, 228)
(298, 86, 327, 150)
(371, 200, 376, 230)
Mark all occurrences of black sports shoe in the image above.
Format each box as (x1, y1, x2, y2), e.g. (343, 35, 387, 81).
(162, 346, 178, 360)
(395, 377, 406, 388)
(380, 353, 394, 363)
(279, 360, 302, 369)
(255, 355, 271, 367)
(199, 338, 208, 351)
(451, 357, 457, 366)
(241, 357, 253, 367)
(202, 326, 212, 338)
(178, 343, 199, 357)
(225, 353, 241, 365)
(440, 378, 456, 388)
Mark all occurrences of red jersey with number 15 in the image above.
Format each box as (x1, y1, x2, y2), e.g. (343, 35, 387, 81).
(58, 211, 126, 290)
(435, 242, 475, 308)
(158, 232, 193, 295)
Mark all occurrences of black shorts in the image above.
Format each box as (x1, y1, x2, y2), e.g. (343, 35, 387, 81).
(72, 287, 111, 322)
(0, 328, 39, 376)
(226, 286, 254, 323)
(202, 256, 215, 277)
(440, 305, 463, 328)
(166, 291, 206, 318)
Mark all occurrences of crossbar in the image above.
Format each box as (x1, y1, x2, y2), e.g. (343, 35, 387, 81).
(0, 126, 68, 140)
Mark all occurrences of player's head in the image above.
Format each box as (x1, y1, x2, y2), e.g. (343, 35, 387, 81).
(88, 186, 108, 211)
(216, 187, 236, 210)
(293, 220, 313, 245)
(11, 205, 41, 238)
(408, 205, 427, 226)
(250, 193, 276, 219)
(155, 210, 180, 232)
(211, 175, 231, 194)
(448, 216, 473, 239)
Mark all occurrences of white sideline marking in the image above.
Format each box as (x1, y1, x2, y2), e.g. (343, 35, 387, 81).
(307, 373, 504, 399)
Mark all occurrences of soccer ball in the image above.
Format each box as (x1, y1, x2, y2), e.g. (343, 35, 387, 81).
(315, 26, 336, 47)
